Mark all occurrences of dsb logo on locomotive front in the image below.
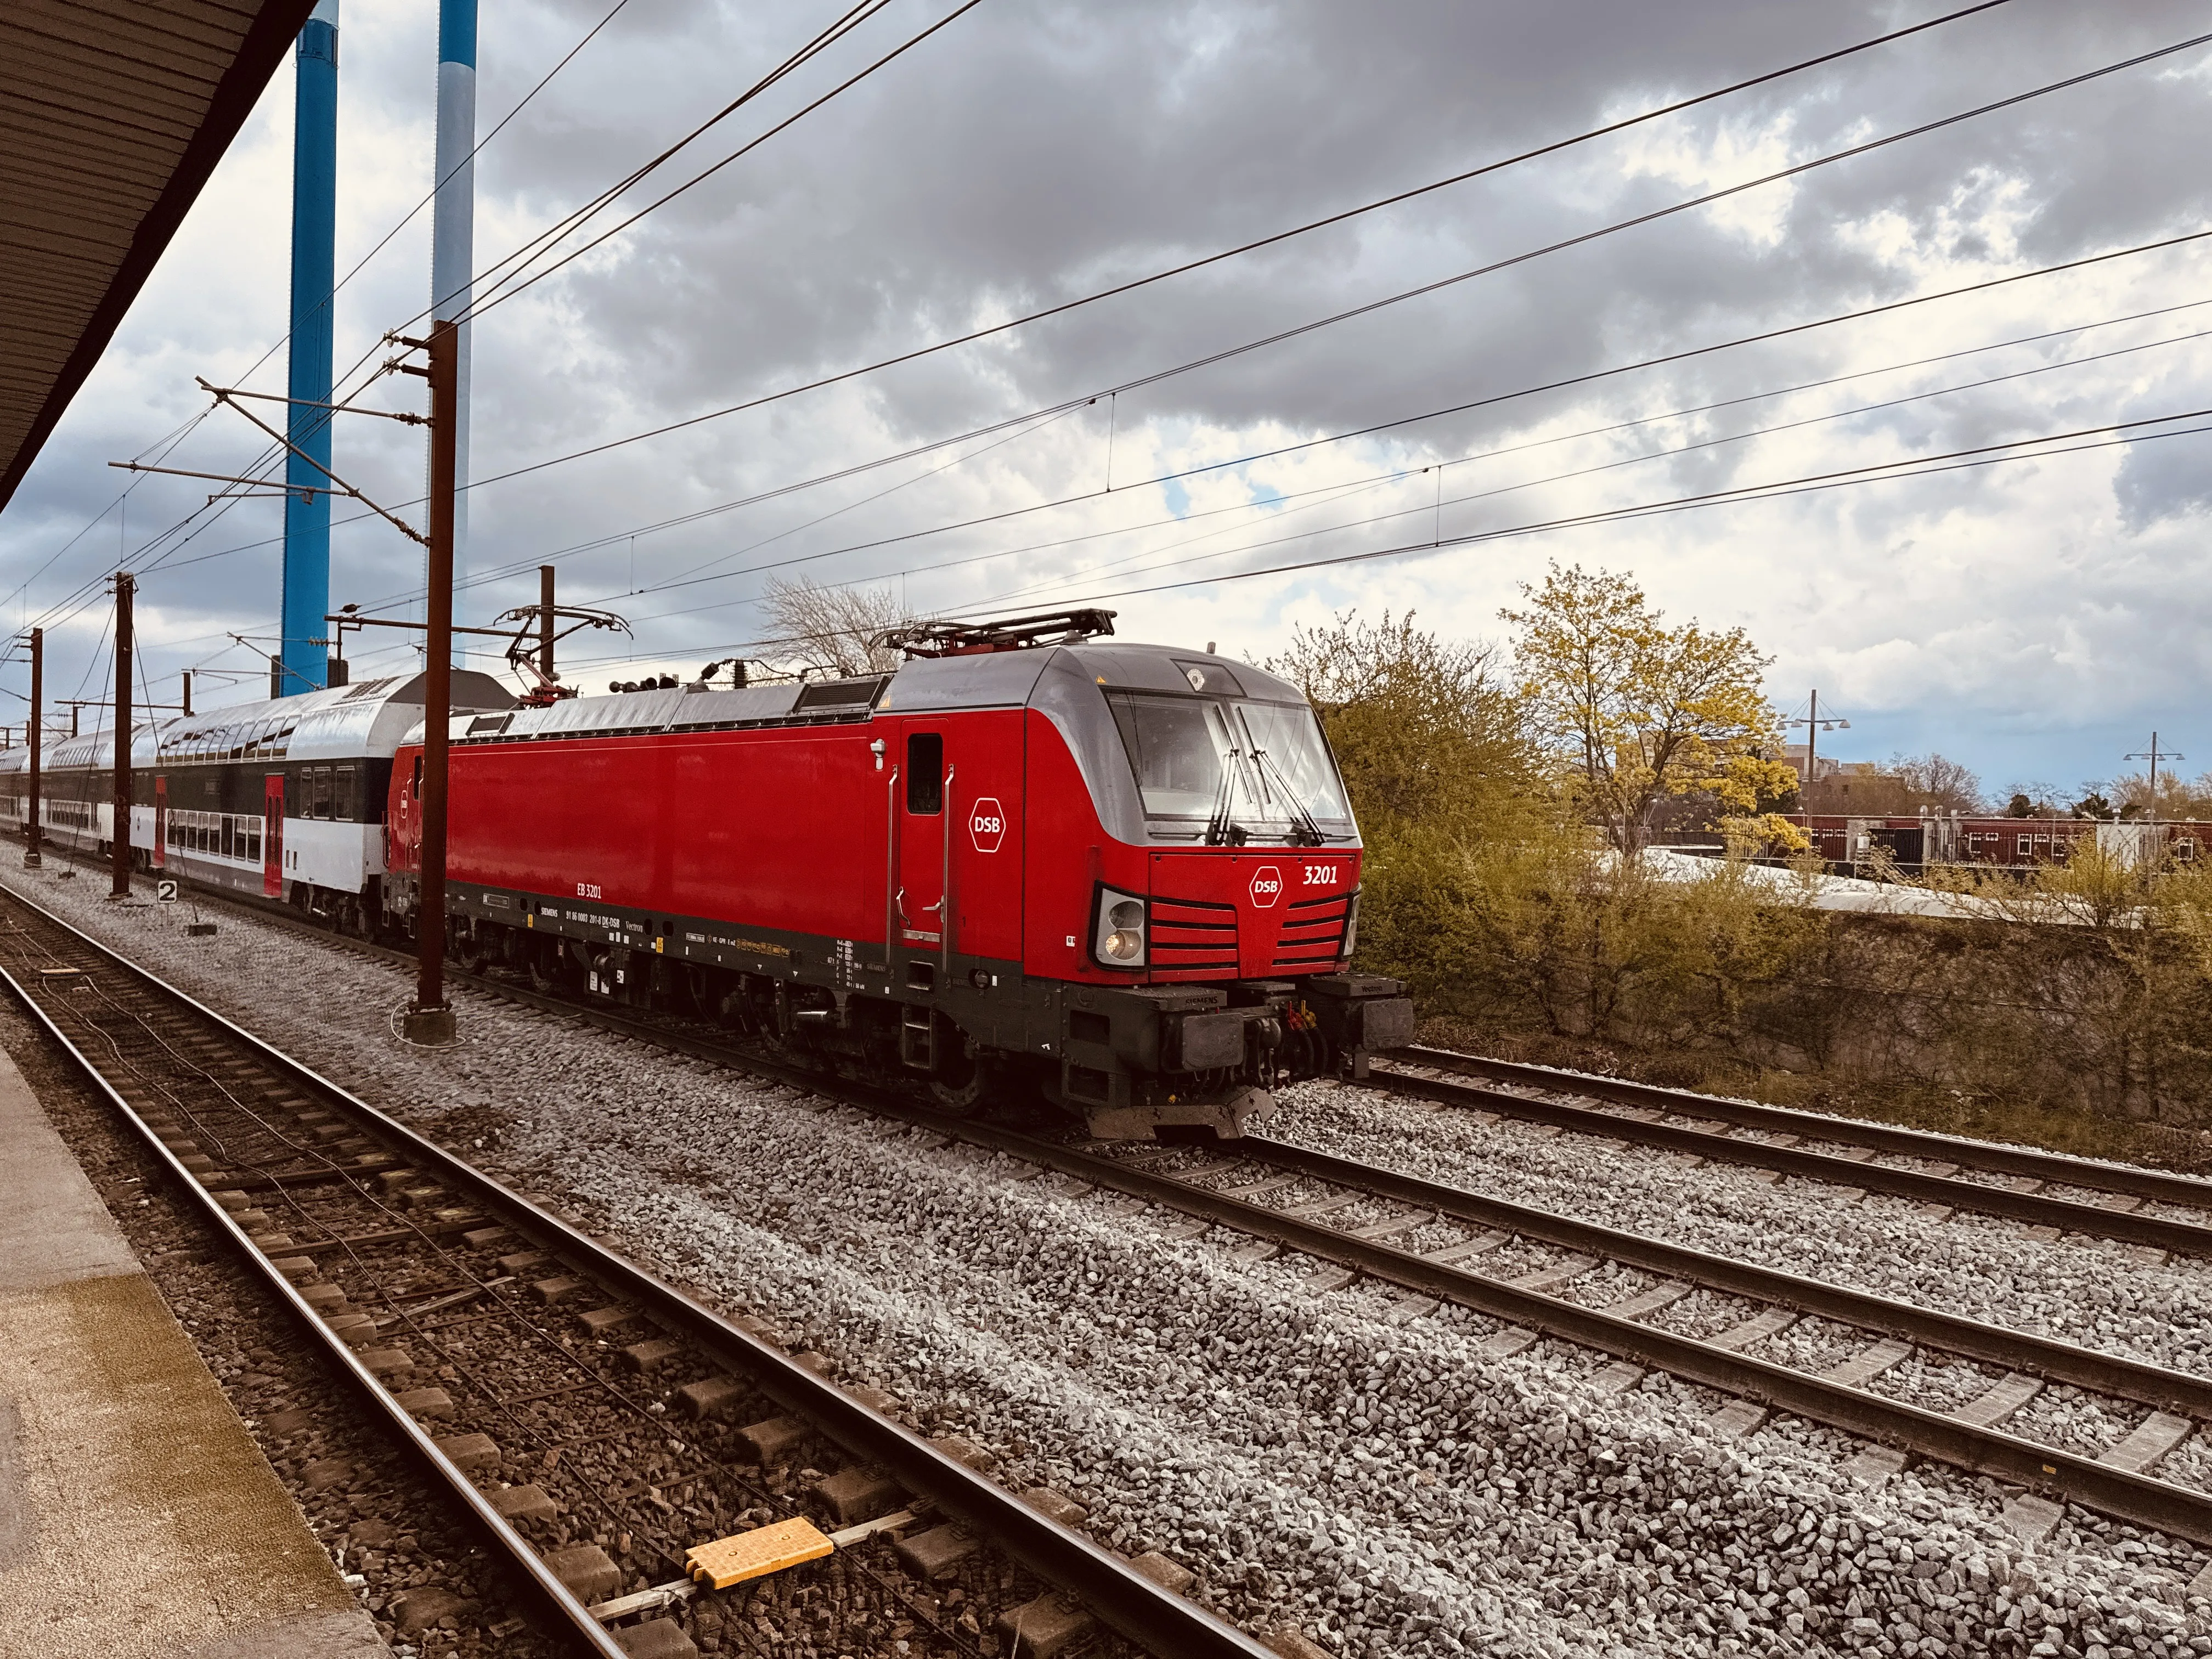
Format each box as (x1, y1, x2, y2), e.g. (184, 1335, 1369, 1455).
(1249, 865, 1283, 907)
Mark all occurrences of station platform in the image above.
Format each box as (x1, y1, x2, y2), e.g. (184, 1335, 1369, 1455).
(0, 1041, 386, 1657)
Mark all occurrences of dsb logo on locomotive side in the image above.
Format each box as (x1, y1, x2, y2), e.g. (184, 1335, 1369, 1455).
(969, 798, 1006, 853)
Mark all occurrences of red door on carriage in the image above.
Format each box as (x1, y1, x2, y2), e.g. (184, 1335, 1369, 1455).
(263, 774, 284, 897)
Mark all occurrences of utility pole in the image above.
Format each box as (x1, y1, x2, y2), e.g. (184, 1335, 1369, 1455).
(539, 565, 555, 682)
(24, 627, 41, 868)
(111, 573, 133, 898)
(2125, 733, 2184, 826)
(182, 670, 192, 718)
(402, 318, 460, 1043)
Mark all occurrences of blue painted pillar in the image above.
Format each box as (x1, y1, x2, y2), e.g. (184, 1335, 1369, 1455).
(279, 0, 338, 697)
(430, 0, 476, 661)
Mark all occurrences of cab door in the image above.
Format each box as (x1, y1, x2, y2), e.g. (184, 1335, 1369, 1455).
(262, 773, 285, 896)
(895, 729, 947, 954)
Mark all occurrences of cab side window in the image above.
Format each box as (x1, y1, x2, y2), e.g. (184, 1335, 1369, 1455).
(906, 733, 943, 814)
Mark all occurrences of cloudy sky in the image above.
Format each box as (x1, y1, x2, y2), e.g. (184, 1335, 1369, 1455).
(5, 0, 2212, 802)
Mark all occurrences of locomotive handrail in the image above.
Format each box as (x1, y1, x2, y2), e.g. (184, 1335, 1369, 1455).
(883, 764, 900, 970)
(940, 763, 956, 981)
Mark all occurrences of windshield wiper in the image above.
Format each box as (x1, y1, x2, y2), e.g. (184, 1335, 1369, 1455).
(1205, 747, 1249, 846)
(1250, 746, 1325, 847)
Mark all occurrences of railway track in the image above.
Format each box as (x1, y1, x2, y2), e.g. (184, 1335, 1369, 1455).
(0, 881, 1276, 1659)
(29, 864, 2212, 1562)
(1066, 1130, 2212, 1547)
(1370, 1049, 2212, 1260)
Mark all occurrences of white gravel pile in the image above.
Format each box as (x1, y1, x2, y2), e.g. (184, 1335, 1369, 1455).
(15, 871, 2212, 1658)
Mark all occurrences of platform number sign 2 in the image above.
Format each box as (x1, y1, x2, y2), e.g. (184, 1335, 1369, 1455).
(155, 878, 178, 903)
(969, 797, 1006, 853)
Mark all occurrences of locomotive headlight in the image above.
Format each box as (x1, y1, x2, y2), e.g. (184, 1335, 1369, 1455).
(1093, 889, 1147, 969)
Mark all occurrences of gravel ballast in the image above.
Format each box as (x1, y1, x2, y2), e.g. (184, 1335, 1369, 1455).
(15, 867, 2212, 1658)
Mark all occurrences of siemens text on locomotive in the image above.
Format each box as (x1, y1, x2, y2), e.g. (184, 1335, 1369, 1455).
(0, 613, 1413, 1138)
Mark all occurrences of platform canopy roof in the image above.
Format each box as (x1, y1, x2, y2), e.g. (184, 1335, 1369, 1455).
(0, 0, 317, 512)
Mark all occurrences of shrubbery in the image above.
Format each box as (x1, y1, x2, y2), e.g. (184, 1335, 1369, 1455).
(1269, 605, 2212, 1149)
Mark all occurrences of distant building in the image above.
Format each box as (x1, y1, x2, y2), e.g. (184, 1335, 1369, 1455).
(1777, 812, 2207, 873)
(1782, 743, 1842, 784)
(1789, 750, 1906, 814)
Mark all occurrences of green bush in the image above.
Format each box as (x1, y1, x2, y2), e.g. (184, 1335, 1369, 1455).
(1273, 608, 2212, 1148)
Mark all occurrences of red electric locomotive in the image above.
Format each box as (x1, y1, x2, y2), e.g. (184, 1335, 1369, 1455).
(382, 611, 1413, 1139)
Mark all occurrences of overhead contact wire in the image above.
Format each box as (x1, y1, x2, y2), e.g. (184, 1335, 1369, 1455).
(588, 299, 2212, 619)
(456, 0, 990, 325)
(454, 21, 2207, 497)
(346, 230, 2212, 623)
(1011, 405, 2212, 609)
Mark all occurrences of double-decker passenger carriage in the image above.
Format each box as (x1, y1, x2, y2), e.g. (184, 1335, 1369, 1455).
(385, 612, 1413, 1139)
(0, 672, 513, 925)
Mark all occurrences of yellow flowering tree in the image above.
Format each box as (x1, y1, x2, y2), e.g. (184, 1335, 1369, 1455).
(1501, 564, 1795, 855)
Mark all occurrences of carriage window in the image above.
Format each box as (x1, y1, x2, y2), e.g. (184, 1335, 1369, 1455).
(334, 764, 356, 821)
(906, 733, 943, 814)
(247, 822, 262, 862)
(310, 766, 331, 820)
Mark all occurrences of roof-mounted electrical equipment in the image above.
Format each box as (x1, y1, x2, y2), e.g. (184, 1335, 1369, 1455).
(878, 608, 1116, 659)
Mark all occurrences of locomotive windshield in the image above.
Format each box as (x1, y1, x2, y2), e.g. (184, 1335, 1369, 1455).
(1105, 690, 1352, 843)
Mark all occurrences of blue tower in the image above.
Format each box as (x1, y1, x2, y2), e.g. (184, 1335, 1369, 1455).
(279, 0, 338, 696)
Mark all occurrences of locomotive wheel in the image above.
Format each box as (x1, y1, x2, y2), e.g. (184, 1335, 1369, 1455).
(527, 940, 562, 993)
(928, 1049, 996, 1117)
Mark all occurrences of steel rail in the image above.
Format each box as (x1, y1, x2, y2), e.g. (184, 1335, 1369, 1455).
(1370, 1059, 2212, 1260)
(0, 882, 1277, 1659)
(44, 862, 2212, 1544)
(325, 969, 2212, 1541)
(0, 942, 631, 1658)
(265, 932, 2212, 1548)
(1401, 1044, 2212, 1211)
(910, 1116, 2212, 1548)
(1229, 1135, 2212, 1417)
